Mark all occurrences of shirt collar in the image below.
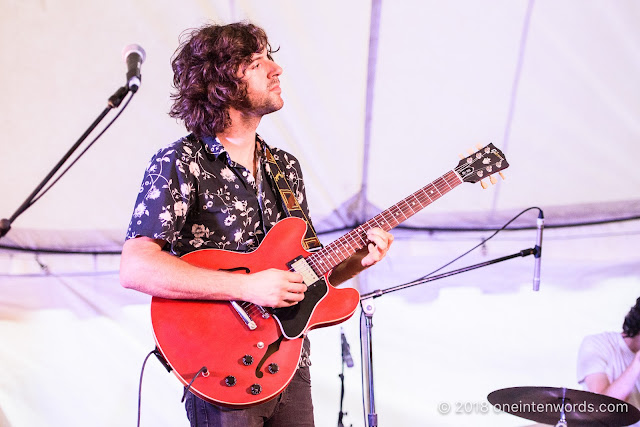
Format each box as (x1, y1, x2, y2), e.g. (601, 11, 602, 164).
(199, 133, 271, 162)
(200, 134, 228, 159)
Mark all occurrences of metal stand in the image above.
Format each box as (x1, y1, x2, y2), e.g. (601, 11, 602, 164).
(358, 247, 538, 426)
(337, 356, 350, 427)
(361, 297, 378, 427)
(338, 327, 353, 427)
(0, 85, 132, 239)
(555, 388, 568, 427)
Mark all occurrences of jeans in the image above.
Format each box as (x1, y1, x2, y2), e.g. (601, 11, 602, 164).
(185, 366, 315, 427)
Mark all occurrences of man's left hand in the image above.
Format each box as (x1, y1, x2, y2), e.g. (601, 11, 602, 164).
(361, 227, 394, 267)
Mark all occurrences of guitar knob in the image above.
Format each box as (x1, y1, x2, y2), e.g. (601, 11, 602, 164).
(250, 384, 262, 395)
(242, 355, 254, 366)
(224, 376, 237, 387)
(267, 363, 279, 374)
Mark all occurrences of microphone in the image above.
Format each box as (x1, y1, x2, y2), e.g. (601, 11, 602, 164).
(341, 328, 354, 368)
(533, 210, 544, 291)
(122, 44, 146, 93)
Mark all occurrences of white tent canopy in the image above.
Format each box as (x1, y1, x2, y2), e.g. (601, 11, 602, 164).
(1, 1, 639, 426)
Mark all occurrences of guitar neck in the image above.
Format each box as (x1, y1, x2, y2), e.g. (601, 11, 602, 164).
(307, 170, 462, 275)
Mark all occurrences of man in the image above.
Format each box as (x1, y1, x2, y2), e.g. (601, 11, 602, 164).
(577, 297, 640, 425)
(119, 22, 393, 426)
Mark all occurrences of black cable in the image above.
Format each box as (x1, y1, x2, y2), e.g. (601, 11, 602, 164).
(0, 244, 122, 254)
(0, 270, 118, 278)
(315, 212, 640, 236)
(137, 349, 157, 427)
(30, 91, 135, 207)
(1, 208, 638, 255)
(181, 366, 209, 403)
(408, 206, 542, 284)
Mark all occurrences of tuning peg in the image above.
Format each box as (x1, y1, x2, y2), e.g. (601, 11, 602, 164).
(476, 143, 484, 150)
(499, 172, 506, 180)
(459, 153, 466, 160)
(480, 180, 488, 189)
(490, 175, 497, 185)
(467, 148, 475, 155)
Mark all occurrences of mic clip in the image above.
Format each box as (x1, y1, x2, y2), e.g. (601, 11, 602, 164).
(107, 86, 129, 109)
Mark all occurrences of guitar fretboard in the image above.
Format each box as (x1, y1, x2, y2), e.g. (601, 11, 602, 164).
(306, 170, 462, 276)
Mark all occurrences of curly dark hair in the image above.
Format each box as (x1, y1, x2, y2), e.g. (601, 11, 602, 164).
(169, 22, 274, 137)
(622, 297, 640, 338)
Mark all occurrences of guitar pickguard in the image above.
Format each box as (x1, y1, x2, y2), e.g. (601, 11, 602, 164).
(271, 276, 328, 339)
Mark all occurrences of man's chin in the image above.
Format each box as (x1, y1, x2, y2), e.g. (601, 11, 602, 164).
(262, 99, 284, 115)
(239, 96, 284, 116)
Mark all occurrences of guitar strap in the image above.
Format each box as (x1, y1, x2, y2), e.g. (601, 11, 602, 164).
(262, 145, 322, 251)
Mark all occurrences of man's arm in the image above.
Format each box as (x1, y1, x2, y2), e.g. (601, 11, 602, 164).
(583, 352, 640, 401)
(328, 227, 394, 286)
(119, 236, 307, 307)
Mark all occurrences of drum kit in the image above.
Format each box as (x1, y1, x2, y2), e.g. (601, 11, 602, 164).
(487, 386, 640, 426)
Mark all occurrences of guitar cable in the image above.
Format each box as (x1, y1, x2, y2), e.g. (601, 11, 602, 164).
(408, 206, 543, 284)
(27, 91, 135, 208)
(137, 349, 156, 427)
(181, 366, 209, 402)
(137, 347, 208, 426)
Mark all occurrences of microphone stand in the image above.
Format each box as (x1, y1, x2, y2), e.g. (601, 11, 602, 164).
(338, 328, 353, 427)
(338, 355, 348, 427)
(0, 85, 132, 239)
(359, 247, 538, 427)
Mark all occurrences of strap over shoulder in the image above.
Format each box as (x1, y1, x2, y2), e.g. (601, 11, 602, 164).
(263, 146, 322, 251)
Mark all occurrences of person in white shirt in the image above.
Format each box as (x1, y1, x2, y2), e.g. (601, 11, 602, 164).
(577, 297, 640, 425)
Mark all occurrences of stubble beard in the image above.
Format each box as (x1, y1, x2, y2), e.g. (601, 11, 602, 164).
(247, 92, 283, 116)
(236, 81, 284, 117)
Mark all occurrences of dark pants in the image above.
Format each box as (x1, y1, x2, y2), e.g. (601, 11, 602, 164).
(185, 366, 315, 427)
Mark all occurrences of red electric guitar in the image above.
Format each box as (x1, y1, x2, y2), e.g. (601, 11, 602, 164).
(151, 143, 509, 407)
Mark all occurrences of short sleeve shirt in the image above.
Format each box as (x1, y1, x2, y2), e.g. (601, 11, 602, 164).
(577, 331, 640, 420)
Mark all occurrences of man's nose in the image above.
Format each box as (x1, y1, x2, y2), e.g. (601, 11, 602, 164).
(269, 61, 283, 77)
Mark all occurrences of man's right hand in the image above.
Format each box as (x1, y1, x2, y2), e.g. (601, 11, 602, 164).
(241, 268, 307, 308)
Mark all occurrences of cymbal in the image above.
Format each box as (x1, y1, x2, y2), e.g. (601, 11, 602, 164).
(487, 386, 640, 426)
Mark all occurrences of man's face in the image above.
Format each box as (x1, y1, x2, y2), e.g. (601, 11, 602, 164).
(238, 48, 284, 116)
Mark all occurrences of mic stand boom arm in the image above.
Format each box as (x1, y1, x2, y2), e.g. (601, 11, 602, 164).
(358, 247, 537, 427)
(360, 248, 535, 300)
(0, 85, 131, 239)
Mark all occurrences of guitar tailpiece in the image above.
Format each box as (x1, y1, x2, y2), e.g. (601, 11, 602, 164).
(181, 366, 208, 403)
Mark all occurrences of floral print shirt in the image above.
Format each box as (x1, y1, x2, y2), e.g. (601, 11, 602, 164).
(126, 133, 312, 256)
(126, 133, 314, 366)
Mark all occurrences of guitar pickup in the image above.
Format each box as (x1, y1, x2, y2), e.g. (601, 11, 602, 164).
(287, 256, 320, 287)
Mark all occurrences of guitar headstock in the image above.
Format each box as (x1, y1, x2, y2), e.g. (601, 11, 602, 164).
(456, 143, 509, 186)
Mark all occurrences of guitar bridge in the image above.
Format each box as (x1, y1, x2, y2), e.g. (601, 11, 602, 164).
(230, 300, 257, 330)
(255, 305, 270, 319)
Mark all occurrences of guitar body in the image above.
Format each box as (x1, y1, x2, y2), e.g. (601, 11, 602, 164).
(151, 217, 360, 407)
